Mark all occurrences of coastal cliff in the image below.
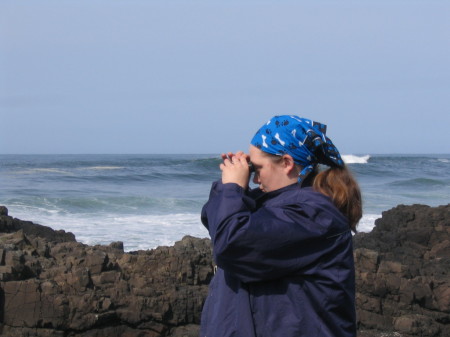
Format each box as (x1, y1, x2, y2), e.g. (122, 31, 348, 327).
(0, 204, 449, 337)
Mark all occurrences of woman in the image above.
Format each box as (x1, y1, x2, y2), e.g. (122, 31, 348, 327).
(200, 115, 362, 337)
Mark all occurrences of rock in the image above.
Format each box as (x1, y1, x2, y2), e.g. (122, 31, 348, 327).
(108, 241, 124, 251)
(0, 204, 449, 336)
(0, 206, 7, 216)
(0, 206, 213, 336)
(0, 211, 75, 244)
(354, 204, 450, 337)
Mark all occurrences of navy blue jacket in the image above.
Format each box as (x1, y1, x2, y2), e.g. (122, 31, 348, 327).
(200, 181, 356, 337)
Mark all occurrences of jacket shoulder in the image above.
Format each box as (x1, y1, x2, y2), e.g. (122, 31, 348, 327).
(266, 186, 349, 231)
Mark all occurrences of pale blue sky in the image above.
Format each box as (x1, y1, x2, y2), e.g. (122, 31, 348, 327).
(1, 1, 449, 154)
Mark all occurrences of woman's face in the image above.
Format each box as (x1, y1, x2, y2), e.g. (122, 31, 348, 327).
(249, 145, 293, 193)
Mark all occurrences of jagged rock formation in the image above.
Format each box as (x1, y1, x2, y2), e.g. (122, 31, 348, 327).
(354, 204, 450, 337)
(0, 204, 449, 337)
(0, 206, 213, 337)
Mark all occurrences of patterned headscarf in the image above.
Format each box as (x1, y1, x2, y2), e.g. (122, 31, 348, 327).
(250, 115, 344, 183)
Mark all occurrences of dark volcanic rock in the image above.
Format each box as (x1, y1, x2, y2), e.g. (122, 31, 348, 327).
(354, 204, 450, 337)
(0, 204, 449, 336)
(0, 213, 75, 244)
(0, 208, 214, 337)
(0, 207, 7, 216)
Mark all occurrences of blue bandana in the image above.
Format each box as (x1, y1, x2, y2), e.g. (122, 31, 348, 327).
(250, 115, 344, 183)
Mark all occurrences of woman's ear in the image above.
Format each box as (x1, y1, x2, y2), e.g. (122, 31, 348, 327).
(282, 155, 295, 171)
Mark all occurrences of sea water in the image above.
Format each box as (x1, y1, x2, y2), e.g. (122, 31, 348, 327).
(0, 154, 449, 251)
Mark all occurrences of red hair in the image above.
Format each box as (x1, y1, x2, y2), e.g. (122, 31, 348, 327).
(312, 166, 362, 232)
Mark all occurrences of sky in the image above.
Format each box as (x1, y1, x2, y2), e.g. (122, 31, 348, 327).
(1, 0, 449, 155)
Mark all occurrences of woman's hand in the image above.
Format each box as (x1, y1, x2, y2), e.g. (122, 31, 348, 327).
(220, 151, 251, 189)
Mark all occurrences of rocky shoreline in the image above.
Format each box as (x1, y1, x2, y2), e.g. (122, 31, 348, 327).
(0, 204, 449, 337)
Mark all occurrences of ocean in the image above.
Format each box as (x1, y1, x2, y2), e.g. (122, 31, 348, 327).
(0, 154, 449, 252)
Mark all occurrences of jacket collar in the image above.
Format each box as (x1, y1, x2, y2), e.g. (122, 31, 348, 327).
(251, 182, 302, 205)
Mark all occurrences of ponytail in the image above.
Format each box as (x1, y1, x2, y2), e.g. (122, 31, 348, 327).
(313, 166, 362, 232)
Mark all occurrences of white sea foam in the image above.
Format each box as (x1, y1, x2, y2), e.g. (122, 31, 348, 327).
(82, 166, 125, 170)
(9, 202, 380, 251)
(16, 168, 73, 175)
(357, 213, 380, 233)
(6, 207, 208, 252)
(342, 154, 370, 164)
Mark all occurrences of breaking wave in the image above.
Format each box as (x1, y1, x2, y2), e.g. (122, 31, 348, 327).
(342, 155, 370, 164)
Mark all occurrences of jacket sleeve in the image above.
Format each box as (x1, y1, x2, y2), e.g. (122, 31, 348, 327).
(201, 181, 347, 283)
